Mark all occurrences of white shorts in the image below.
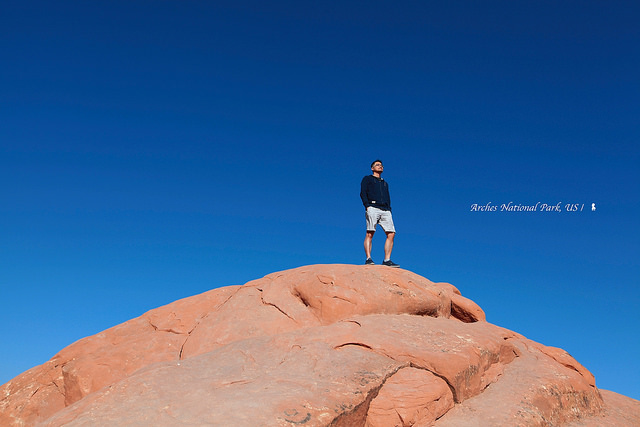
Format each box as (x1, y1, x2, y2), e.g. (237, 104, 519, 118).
(366, 206, 396, 233)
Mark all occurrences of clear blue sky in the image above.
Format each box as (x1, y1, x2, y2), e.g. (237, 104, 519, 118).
(2, 1, 638, 400)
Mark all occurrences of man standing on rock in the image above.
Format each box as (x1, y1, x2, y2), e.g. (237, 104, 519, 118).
(360, 160, 399, 267)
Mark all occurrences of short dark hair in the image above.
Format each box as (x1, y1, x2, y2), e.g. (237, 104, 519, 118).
(371, 159, 383, 167)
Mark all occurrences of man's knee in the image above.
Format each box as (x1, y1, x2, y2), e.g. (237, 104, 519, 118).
(386, 231, 395, 238)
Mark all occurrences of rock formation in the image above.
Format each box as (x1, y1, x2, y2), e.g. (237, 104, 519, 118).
(1, 265, 638, 426)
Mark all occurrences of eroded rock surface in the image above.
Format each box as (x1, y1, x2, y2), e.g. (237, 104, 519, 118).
(1, 264, 637, 426)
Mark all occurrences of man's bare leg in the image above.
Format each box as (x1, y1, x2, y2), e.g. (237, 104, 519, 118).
(364, 230, 375, 260)
(384, 232, 395, 261)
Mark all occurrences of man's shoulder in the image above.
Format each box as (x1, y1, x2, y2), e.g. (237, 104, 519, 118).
(361, 174, 373, 182)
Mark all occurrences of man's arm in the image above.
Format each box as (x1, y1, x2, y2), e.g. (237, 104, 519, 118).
(386, 181, 391, 212)
(360, 176, 370, 208)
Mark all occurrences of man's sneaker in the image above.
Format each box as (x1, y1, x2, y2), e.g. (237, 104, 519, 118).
(382, 260, 400, 268)
(365, 258, 375, 265)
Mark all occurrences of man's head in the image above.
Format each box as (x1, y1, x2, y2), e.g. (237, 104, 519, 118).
(371, 160, 384, 175)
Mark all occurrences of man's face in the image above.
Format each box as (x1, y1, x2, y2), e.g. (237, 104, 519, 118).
(371, 162, 384, 174)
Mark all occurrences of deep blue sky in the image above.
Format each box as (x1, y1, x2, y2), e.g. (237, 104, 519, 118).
(2, 1, 639, 399)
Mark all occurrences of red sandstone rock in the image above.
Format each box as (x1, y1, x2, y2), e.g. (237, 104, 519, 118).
(365, 367, 454, 426)
(0, 264, 637, 426)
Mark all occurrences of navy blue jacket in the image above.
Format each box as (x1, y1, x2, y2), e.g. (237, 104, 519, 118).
(360, 175, 391, 211)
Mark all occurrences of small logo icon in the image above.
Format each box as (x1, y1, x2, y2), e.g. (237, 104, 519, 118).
(591, 203, 596, 211)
